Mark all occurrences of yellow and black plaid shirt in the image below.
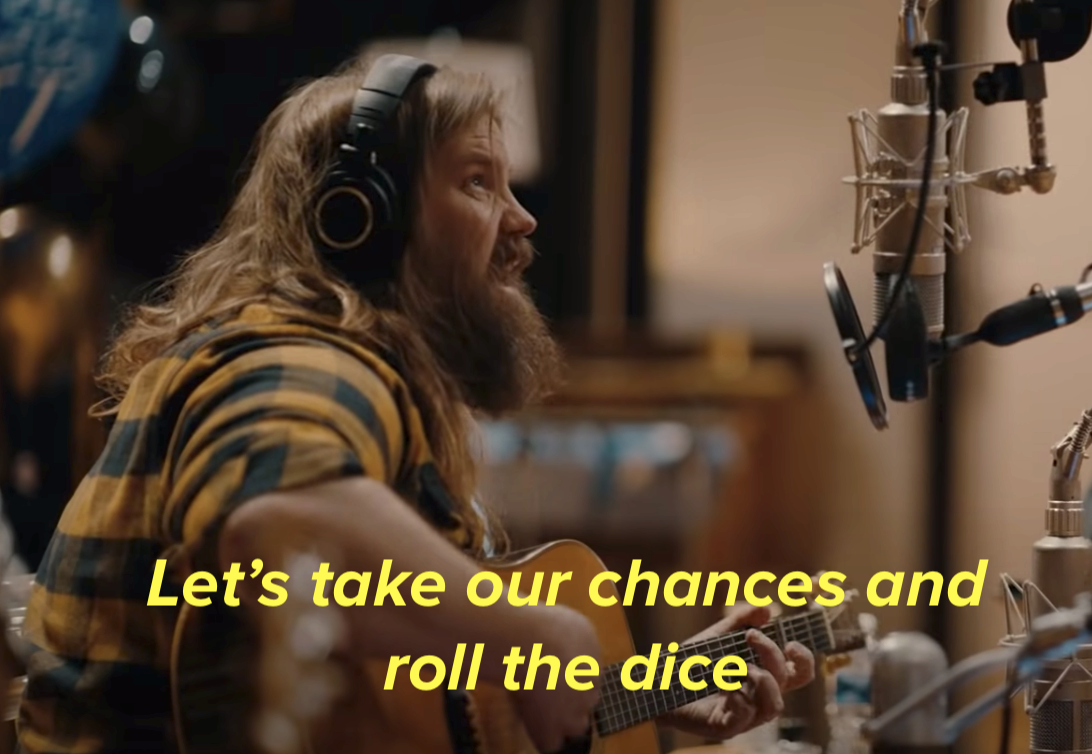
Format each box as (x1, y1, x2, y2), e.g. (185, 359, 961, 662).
(16, 303, 478, 754)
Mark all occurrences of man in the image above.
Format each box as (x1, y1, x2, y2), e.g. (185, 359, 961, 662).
(16, 51, 815, 754)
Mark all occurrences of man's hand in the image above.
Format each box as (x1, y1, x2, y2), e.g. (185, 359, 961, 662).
(512, 605, 602, 754)
(660, 604, 815, 740)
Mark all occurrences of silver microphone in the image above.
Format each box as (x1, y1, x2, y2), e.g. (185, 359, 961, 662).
(845, 0, 966, 340)
(842, 0, 1059, 347)
(1001, 407, 1092, 754)
(826, 1, 1075, 431)
(869, 632, 950, 754)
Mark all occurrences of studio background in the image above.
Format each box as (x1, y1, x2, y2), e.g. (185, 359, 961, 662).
(2, 1, 1087, 753)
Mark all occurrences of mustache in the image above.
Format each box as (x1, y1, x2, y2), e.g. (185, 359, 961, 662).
(490, 237, 535, 280)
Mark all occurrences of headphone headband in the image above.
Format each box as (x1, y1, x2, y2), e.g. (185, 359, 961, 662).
(347, 54, 438, 148)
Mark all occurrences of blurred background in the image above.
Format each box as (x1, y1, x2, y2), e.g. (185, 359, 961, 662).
(1, 0, 1089, 753)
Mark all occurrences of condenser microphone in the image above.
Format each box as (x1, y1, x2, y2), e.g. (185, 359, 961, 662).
(832, 0, 966, 429)
(825, 0, 1092, 431)
(869, 632, 950, 754)
(1001, 407, 1092, 754)
(845, 1, 960, 342)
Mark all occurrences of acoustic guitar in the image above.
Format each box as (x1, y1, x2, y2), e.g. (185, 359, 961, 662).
(170, 539, 865, 754)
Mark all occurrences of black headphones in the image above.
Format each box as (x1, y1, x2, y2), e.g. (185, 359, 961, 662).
(313, 53, 437, 288)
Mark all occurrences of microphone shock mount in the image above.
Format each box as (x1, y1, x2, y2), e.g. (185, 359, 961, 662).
(826, 0, 1092, 429)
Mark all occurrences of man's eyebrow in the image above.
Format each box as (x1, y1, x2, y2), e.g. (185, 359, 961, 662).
(462, 150, 513, 172)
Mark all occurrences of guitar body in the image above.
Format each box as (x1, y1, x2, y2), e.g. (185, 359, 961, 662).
(171, 540, 660, 754)
(317, 540, 656, 754)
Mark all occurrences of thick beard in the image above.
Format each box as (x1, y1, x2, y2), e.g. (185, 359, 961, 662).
(398, 240, 564, 417)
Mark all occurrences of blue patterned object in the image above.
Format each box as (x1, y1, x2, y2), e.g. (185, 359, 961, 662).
(0, 0, 124, 182)
(835, 671, 871, 704)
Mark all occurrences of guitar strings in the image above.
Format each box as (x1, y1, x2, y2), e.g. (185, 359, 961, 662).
(172, 606, 843, 742)
(595, 611, 826, 734)
(594, 610, 833, 735)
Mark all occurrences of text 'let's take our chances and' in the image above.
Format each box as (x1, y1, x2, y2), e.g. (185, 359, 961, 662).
(147, 557, 990, 693)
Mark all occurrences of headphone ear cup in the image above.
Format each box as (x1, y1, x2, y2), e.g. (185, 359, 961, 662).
(361, 165, 399, 236)
(314, 165, 398, 254)
(314, 177, 375, 253)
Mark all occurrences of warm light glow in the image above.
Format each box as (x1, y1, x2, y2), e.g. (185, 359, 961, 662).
(48, 235, 72, 278)
(0, 207, 19, 239)
(129, 16, 154, 45)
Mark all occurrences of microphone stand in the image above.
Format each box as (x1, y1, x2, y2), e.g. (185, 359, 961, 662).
(864, 406, 1092, 753)
(861, 598, 1092, 745)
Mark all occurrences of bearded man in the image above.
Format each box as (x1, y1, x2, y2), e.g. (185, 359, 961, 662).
(15, 52, 814, 754)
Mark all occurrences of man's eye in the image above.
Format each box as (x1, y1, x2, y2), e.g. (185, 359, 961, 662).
(468, 175, 486, 188)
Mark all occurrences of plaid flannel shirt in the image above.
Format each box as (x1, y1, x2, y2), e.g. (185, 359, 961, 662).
(15, 303, 477, 753)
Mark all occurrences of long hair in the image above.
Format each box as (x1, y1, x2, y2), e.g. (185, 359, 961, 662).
(92, 52, 511, 555)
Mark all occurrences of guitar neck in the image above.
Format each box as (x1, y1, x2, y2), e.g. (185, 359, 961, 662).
(594, 608, 834, 737)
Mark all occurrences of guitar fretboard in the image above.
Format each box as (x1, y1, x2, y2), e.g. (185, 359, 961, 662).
(593, 608, 833, 736)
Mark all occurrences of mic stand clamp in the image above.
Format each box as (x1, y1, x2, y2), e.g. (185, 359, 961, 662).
(1049, 409, 1092, 503)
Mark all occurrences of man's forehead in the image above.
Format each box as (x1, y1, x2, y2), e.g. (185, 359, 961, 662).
(441, 120, 512, 165)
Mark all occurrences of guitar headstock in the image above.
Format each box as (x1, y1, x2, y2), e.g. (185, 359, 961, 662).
(789, 573, 872, 676)
(775, 574, 871, 667)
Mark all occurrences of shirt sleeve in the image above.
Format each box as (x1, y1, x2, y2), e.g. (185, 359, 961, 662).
(161, 339, 406, 553)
